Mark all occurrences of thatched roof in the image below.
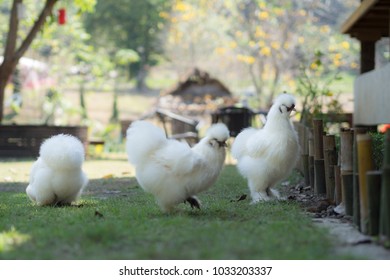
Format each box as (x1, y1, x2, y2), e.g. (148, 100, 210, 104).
(162, 68, 232, 103)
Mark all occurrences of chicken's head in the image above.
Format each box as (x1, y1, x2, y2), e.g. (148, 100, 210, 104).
(206, 123, 230, 148)
(275, 93, 296, 116)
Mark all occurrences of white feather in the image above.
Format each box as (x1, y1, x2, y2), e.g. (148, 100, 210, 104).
(231, 93, 300, 202)
(126, 121, 229, 212)
(26, 134, 88, 206)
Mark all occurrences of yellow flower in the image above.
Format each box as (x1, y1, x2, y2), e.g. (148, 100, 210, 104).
(174, 1, 189, 12)
(246, 56, 256, 64)
(350, 62, 358, 69)
(299, 9, 307, 16)
(328, 45, 336, 52)
(260, 47, 271, 56)
(259, 2, 266, 9)
(326, 91, 334, 97)
(255, 26, 266, 38)
(288, 79, 296, 88)
(341, 41, 350, 50)
(298, 37, 305, 44)
(333, 59, 341, 67)
(259, 11, 269, 20)
(271, 42, 280, 50)
(237, 54, 256, 64)
(229, 41, 237, 49)
(215, 47, 226, 55)
(181, 12, 195, 21)
(249, 41, 256, 47)
(159, 11, 169, 19)
(235, 31, 243, 37)
(320, 25, 330, 33)
(310, 62, 318, 70)
(273, 7, 284, 16)
(334, 53, 342, 60)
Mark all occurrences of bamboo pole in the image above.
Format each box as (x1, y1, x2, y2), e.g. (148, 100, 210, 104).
(308, 138, 315, 190)
(357, 133, 375, 234)
(367, 170, 381, 236)
(340, 129, 354, 174)
(314, 159, 326, 194)
(313, 119, 325, 194)
(323, 135, 337, 201)
(334, 165, 342, 205)
(313, 119, 324, 160)
(299, 124, 310, 186)
(353, 128, 366, 230)
(353, 172, 361, 229)
(380, 130, 390, 242)
(342, 173, 354, 216)
(302, 155, 310, 186)
(339, 129, 354, 214)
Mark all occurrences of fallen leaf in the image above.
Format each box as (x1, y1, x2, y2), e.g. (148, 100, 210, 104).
(230, 194, 247, 202)
(95, 210, 104, 218)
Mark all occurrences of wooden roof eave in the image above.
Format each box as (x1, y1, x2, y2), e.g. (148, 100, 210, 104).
(341, 0, 390, 40)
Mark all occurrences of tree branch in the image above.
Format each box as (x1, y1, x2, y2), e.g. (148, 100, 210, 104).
(13, 0, 58, 62)
(3, 0, 21, 63)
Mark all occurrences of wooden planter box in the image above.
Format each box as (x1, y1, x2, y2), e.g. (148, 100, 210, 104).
(0, 125, 88, 158)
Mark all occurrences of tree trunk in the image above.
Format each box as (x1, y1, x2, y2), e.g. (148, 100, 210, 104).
(0, 0, 58, 123)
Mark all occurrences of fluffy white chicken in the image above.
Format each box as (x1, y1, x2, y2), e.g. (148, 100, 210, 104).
(26, 134, 88, 206)
(126, 121, 229, 212)
(231, 93, 300, 203)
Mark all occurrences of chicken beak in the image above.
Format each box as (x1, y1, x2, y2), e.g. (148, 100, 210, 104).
(218, 141, 227, 148)
(287, 104, 296, 112)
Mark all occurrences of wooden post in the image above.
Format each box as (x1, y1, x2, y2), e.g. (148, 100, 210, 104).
(297, 123, 310, 187)
(360, 40, 376, 74)
(334, 165, 342, 205)
(313, 119, 326, 194)
(323, 135, 337, 201)
(314, 159, 326, 194)
(308, 138, 315, 190)
(302, 155, 310, 186)
(353, 128, 367, 230)
(340, 129, 354, 213)
(357, 133, 375, 234)
(313, 119, 324, 160)
(342, 173, 354, 216)
(367, 170, 381, 236)
(381, 167, 390, 242)
(340, 129, 354, 174)
(380, 130, 390, 242)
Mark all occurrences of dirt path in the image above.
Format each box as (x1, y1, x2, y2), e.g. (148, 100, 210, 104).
(286, 180, 390, 259)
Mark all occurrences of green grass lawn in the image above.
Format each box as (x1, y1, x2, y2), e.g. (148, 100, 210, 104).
(0, 159, 337, 260)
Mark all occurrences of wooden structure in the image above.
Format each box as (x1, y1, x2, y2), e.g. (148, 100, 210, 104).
(0, 125, 88, 157)
(341, 0, 390, 126)
(161, 68, 232, 103)
(341, 0, 390, 74)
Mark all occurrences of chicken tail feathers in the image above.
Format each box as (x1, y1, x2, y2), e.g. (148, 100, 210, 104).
(126, 120, 167, 165)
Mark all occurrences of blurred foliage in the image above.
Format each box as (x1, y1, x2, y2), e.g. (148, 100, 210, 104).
(296, 50, 344, 127)
(163, 0, 359, 108)
(83, 0, 172, 89)
(0, 0, 365, 145)
(370, 132, 385, 170)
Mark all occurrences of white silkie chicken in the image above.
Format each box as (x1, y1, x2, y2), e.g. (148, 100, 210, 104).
(26, 134, 88, 206)
(126, 121, 229, 212)
(231, 93, 300, 203)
